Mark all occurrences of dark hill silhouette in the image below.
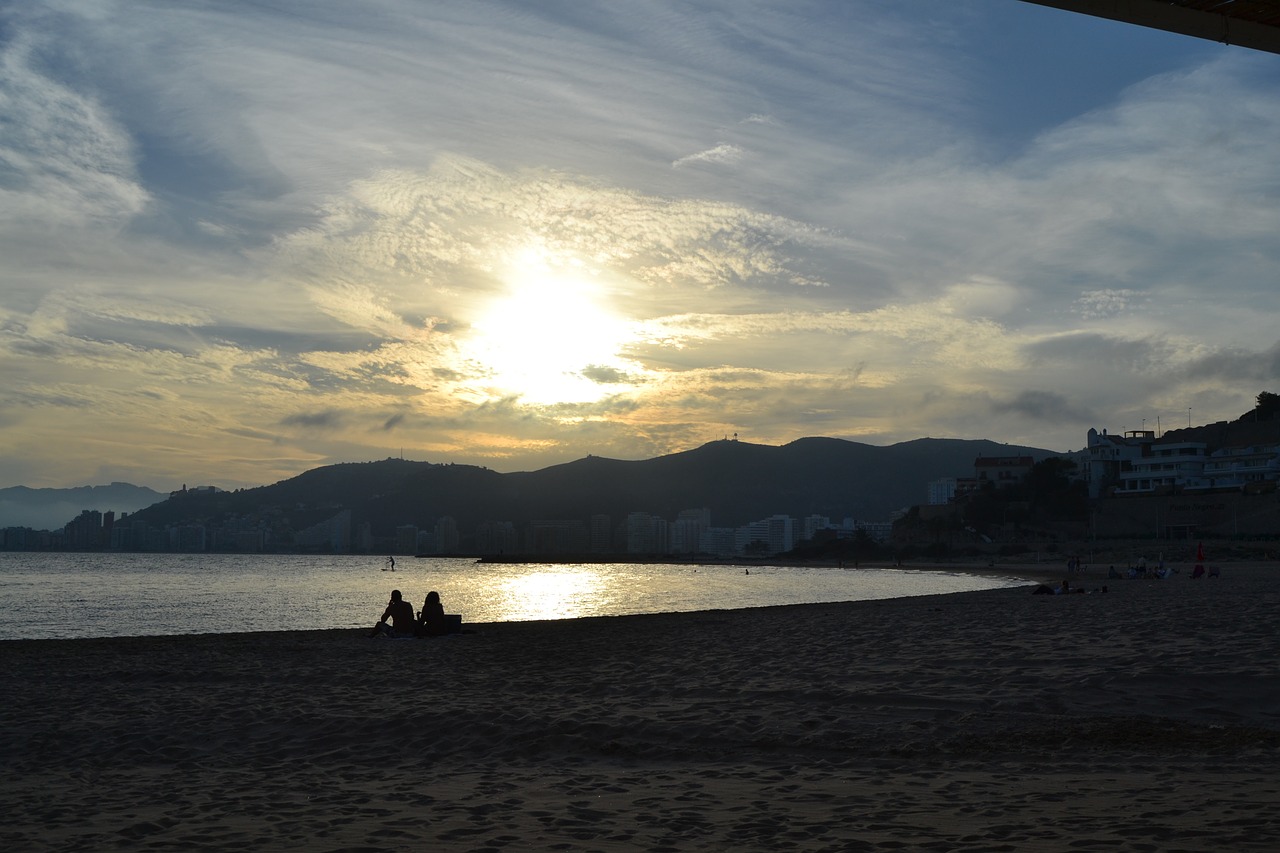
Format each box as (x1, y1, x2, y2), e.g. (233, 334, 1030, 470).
(125, 437, 1056, 537)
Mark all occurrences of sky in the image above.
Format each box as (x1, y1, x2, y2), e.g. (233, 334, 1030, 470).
(3, 0, 1279, 491)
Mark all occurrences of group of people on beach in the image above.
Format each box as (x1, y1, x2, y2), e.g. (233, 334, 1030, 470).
(369, 588, 449, 638)
(1103, 559, 1219, 580)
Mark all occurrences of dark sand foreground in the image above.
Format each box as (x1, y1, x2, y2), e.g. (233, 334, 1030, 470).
(2, 565, 1279, 851)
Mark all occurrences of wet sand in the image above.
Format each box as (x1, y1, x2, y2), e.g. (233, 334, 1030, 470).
(2, 563, 1277, 851)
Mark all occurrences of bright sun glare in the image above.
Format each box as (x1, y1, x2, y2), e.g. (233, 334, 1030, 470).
(466, 248, 636, 404)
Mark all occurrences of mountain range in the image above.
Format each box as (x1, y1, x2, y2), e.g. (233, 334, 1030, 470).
(9, 404, 1277, 542)
(0, 483, 168, 532)
(113, 437, 1059, 537)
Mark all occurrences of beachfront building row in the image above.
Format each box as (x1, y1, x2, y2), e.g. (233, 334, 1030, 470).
(1084, 428, 1280, 497)
(924, 429, 1280, 500)
(372, 508, 900, 558)
(923, 430, 1280, 507)
(22, 502, 897, 556)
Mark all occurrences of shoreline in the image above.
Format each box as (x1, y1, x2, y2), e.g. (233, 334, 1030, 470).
(3, 566, 1277, 850)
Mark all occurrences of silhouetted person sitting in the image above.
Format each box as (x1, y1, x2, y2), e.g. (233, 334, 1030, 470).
(1032, 579, 1071, 595)
(370, 589, 416, 637)
(416, 590, 447, 637)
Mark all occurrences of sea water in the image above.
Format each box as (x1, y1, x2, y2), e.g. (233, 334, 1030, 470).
(0, 552, 1027, 641)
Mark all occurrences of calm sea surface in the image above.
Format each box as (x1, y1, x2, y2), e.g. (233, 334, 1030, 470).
(0, 552, 1027, 641)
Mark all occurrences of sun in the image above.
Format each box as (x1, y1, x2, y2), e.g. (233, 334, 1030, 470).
(464, 248, 637, 404)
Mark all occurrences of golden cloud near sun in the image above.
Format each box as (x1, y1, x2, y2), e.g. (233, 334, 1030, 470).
(461, 245, 642, 405)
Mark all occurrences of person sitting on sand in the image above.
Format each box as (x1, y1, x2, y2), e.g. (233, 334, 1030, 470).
(1032, 579, 1071, 595)
(370, 589, 416, 637)
(416, 590, 447, 637)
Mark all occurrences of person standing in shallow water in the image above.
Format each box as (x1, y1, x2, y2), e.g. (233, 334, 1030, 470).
(371, 589, 415, 637)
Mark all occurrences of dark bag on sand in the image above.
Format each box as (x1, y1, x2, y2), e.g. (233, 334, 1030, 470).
(445, 614, 463, 634)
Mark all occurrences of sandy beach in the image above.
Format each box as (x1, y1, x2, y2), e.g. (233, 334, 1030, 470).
(3, 563, 1278, 852)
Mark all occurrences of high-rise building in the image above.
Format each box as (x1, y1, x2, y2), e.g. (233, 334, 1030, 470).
(589, 514, 612, 553)
(434, 516, 460, 553)
(672, 508, 710, 553)
(395, 525, 418, 555)
(475, 520, 519, 555)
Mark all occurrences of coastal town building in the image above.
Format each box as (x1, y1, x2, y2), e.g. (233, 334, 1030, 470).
(168, 524, 207, 552)
(927, 478, 956, 506)
(433, 515, 460, 553)
(625, 511, 667, 554)
(1086, 425, 1280, 497)
(974, 455, 1035, 489)
(803, 515, 831, 541)
(294, 509, 351, 552)
(475, 520, 520, 555)
(699, 526, 738, 557)
(64, 509, 105, 550)
(848, 518, 894, 543)
(736, 514, 795, 555)
(672, 508, 711, 554)
(1196, 445, 1280, 492)
(526, 519, 588, 554)
(1112, 440, 1209, 495)
(395, 524, 418, 554)
(589, 514, 612, 553)
(1085, 428, 1156, 498)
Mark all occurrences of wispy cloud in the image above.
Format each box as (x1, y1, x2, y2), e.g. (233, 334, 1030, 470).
(672, 144, 745, 168)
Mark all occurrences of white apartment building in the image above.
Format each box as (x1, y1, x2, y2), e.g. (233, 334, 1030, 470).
(1087, 425, 1280, 496)
(735, 515, 794, 555)
(927, 478, 957, 505)
(1193, 445, 1280, 492)
(849, 519, 894, 543)
(802, 514, 831, 541)
(672, 508, 711, 554)
(1113, 440, 1209, 495)
(1085, 428, 1155, 497)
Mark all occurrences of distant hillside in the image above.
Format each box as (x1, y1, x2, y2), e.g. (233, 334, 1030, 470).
(0, 483, 167, 531)
(125, 437, 1057, 537)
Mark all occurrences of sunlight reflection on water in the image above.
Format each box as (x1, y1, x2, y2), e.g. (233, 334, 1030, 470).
(492, 569, 610, 621)
(0, 553, 1027, 640)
